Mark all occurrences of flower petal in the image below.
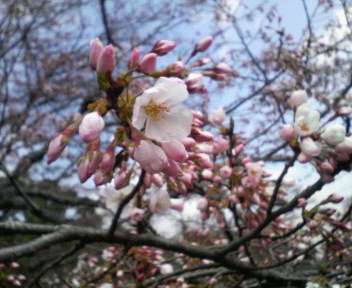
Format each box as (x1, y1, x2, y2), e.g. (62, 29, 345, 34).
(145, 106, 192, 142)
(153, 77, 188, 106)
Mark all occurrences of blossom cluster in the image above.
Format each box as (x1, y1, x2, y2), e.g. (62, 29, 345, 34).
(45, 35, 351, 286)
(281, 89, 352, 181)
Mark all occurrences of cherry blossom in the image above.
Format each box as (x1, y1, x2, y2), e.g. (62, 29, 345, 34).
(132, 77, 192, 142)
(294, 103, 320, 136)
(134, 140, 168, 174)
(79, 112, 105, 143)
(287, 90, 308, 108)
(149, 190, 171, 214)
(321, 123, 346, 146)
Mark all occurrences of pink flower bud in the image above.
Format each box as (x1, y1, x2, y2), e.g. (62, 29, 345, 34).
(89, 38, 104, 70)
(129, 208, 145, 222)
(320, 161, 335, 173)
(191, 127, 214, 142)
(180, 172, 193, 189)
(280, 124, 296, 142)
(197, 197, 208, 212)
(328, 194, 344, 203)
(78, 151, 102, 183)
(195, 36, 213, 52)
(186, 73, 203, 91)
(213, 137, 229, 153)
(170, 198, 184, 211)
(97, 44, 115, 75)
(162, 159, 182, 177)
(134, 140, 168, 174)
(162, 141, 188, 162)
(219, 166, 232, 178)
(79, 112, 105, 143)
(137, 53, 157, 74)
(99, 146, 115, 174)
(179, 137, 196, 151)
(151, 174, 163, 187)
(300, 137, 321, 157)
(47, 133, 68, 164)
(93, 169, 111, 186)
(209, 106, 226, 125)
(213, 62, 232, 73)
(149, 190, 171, 214)
(128, 47, 140, 69)
(167, 61, 185, 76)
(114, 169, 128, 190)
(210, 73, 227, 81)
(287, 90, 308, 108)
(196, 143, 213, 154)
(194, 153, 214, 169)
(335, 136, 352, 154)
(152, 40, 176, 56)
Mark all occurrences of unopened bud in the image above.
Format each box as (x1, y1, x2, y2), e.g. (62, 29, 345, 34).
(287, 90, 308, 108)
(79, 112, 105, 143)
(152, 40, 176, 56)
(195, 36, 213, 52)
(280, 125, 296, 142)
(213, 62, 232, 73)
(191, 127, 214, 142)
(328, 194, 344, 203)
(137, 53, 157, 74)
(47, 133, 68, 164)
(89, 38, 104, 70)
(97, 44, 115, 75)
(128, 47, 140, 69)
(167, 61, 185, 76)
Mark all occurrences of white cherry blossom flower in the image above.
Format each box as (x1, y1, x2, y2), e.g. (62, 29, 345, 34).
(294, 103, 320, 136)
(132, 77, 192, 142)
(321, 123, 345, 146)
(287, 90, 308, 108)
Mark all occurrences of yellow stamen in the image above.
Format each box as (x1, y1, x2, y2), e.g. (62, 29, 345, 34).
(249, 169, 257, 176)
(145, 101, 170, 121)
(300, 123, 309, 131)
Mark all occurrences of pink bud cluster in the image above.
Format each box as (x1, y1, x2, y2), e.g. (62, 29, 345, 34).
(89, 38, 116, 75)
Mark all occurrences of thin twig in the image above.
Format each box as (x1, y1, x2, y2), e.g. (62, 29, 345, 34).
(108, 170, 146, 236)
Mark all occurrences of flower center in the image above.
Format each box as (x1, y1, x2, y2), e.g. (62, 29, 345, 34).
(300, 123, 309, 131)
(145, 101, 170, 121)
(249, 169, 257, 176)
